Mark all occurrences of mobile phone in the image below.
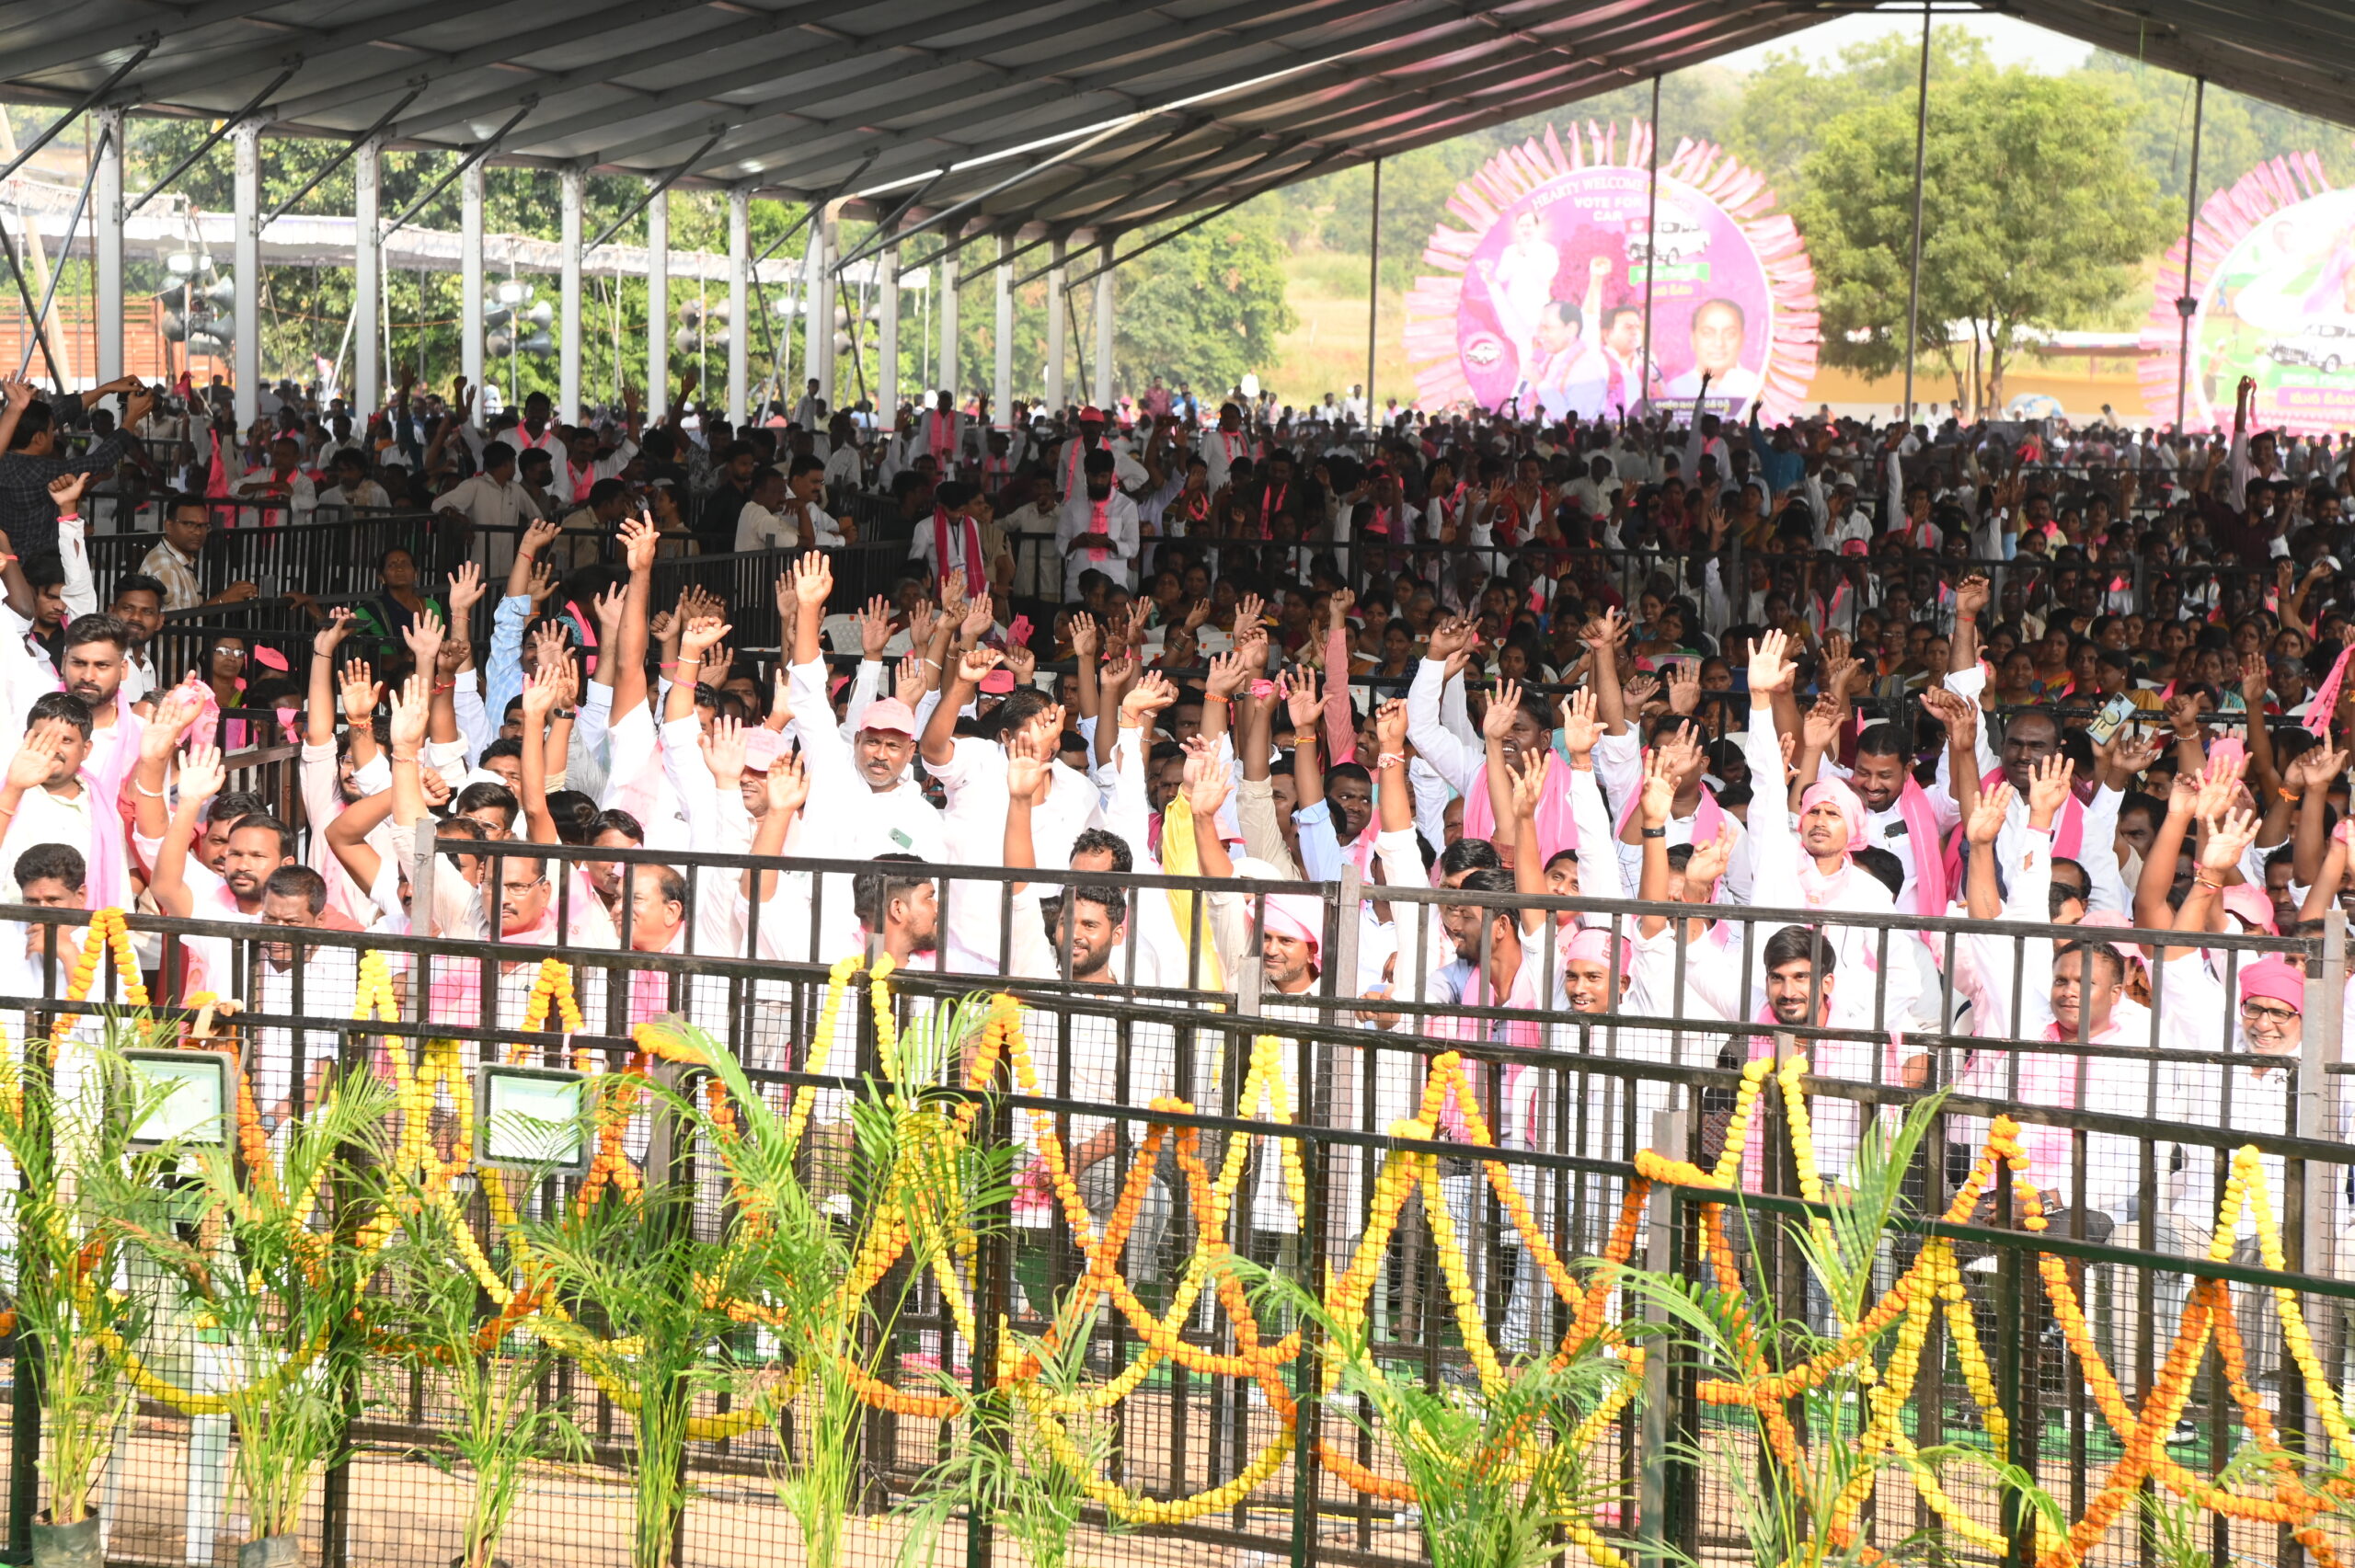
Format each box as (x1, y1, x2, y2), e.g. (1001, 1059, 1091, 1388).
(2087, 692, 2137, 746)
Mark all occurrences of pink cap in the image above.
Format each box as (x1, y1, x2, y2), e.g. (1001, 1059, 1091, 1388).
(2238, 956, 2304, 1013)
(2219, 881, 2277, 935)
(741, 727, 783, 771)
(979, 669, 1016, 694)
(859, 697, 920, 737)
(1842, 539, 1869, 555)
(252, 645, 289, 671)
(1079, 406, 1106, 422)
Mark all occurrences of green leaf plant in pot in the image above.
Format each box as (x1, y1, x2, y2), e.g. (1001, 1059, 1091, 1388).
(0, 1015, 190, 1568)
(110, 1052, 394, 1568)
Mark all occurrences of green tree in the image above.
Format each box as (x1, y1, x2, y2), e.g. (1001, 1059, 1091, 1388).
(1724, 29, 1993, 206)
(1109, 205, 1296, 399)
(1798, 63, 2167, 413)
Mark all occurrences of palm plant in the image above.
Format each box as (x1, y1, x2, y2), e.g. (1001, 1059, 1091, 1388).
(1248, 1259, 1640, 1568)
(373, 1189, 586, 1568)
(1623, 1093, 1946, 1568)
(678, 996, 1012, 1568)
(0, 1015, 188, 1548)
(110, 1054, 394, 1556)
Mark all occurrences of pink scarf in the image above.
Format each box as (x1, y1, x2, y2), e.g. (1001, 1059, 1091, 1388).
(1892, 777, 1948, 921)
(1063, 437, 1097, 497)
(931, 505, 983, 586)
(75, 773, 131, 910)
(1084, 498, 1110, 564)
(927, 410, 956, 464)
(2308, 644, 2355, 738)
(1463, 751, 1582, 864)
(566, 459, 596, 503)
(1605, 775, 1729, 861)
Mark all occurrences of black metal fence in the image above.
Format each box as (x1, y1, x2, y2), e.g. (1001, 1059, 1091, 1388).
(0, 849, 2340, 1567)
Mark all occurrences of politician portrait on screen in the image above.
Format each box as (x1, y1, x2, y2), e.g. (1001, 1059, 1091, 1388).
(1662, 297, 1762, 408)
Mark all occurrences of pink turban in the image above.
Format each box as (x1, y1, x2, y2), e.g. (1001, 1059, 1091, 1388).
(1259, 894, 1324, 952)
(1798, 777, 1867, 856)
(1562, 925, 1632, 978)
(2237, 957, 2304, 1014)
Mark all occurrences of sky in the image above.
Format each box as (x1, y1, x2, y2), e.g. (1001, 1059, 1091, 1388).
(1713, 7, 2097, 75)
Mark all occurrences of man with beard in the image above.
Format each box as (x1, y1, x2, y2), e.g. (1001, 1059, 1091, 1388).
(103, 575, 163, 704)
(1054, 450, 1140, 601)
(1054, 405, 1144, 500)
(1199, 401, 1257, 493)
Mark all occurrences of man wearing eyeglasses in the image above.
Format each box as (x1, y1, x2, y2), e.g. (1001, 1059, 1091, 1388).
(134, 495, 258, 613)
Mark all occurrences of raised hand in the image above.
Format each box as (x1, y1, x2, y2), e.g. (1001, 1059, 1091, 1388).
(1481, 678, 1523, 741)
(679, 614, 732, 661)
(1746, 627, 1795, 695)
(525, 559, 557, 609)
(2193, 750, 2247, 821)
(1583, 606, 1628, 657)
(400, 603, 446, 670)
(5, 727, 60, 793)
(46, 471, 88, 514)
(1684, 824, 1736, 893)
(313, 604, 356, 658)
(618, 512, 659, 573)
(700, 715, 748, 787)
(1373, 697, 1408, 756)
(894, 652, 926, 704)
(1181, 739, 1233, 817)
(1069, 612, 1102, 661)
(1801, 694, 1843, 754)
(2200, 806, 2260, 875)
(2289, 744, 2347, 793)
(959, 588, 995, 643)
(520, 517, 562, 561)
(1666, 659, 1701, 716)
(1203, 648, 1247, 701)
(387, 672, 431, 750)
(521, 664, 564, 722)
(1638, 745, 1676, 828)
(1557, 686, 1603, 760)
(1121, 671, 1178, 727)
(853, 594, 893, 660)
(765, 751, 811, 818)
(2027, 752, 2074, 829)
(958, 646, 1003, 685)
(1426, 616, 1478, 662)
(177, 742, 226, 803)
(1282, 667, 1322, 731)
(1967, 780, 2015, 845)
(445, 559, 486, 622)
(1954, 575, 1990, 620)
(1003, 641, 1038, 685)
(339, 659, 382, 724)
(792, 552, 833, 608)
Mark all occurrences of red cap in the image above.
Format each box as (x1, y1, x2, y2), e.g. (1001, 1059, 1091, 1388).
(979, 670, 1016, 694)
(859, 697, 920, 736)
(1079, 406, 1106, 422)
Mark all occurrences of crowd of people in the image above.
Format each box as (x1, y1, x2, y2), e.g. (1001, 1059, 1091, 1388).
(0, 359, 2343, 1367)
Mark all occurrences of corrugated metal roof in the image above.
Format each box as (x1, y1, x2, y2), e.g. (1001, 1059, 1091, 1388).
(3, 0, 2350, 246)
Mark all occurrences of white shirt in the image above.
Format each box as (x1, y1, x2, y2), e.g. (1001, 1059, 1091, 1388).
(1052, 492, 1141, 598)
(926, 737, 1101, 975)
(437, 472, 538, 578)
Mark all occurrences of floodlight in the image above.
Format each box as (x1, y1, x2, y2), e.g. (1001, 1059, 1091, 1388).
(475, 1063, 589, 1174)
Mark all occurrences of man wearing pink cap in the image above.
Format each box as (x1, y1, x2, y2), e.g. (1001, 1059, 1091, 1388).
(1054, 406, 1143, 500)
(780, 555, 944, 959)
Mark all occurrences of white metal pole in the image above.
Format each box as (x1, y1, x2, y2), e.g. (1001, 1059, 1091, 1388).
(1044, 238, 1067, 414)
(232, 120, 262, 428)
(647, 183, 670, 415)
(1900, 3, 1931, 429)
(2174, 78, 2206, 434)
(878, 240, 901, 415)
(94, 108, 123, 388)
(938, 246, 960, 402)
(559, 168, 583, 419)
(1092, 239, 1113, 409)
(460, 163, 484, 425)
(817, 203, 840, 406)
(798, 212, 823, 414)
(728, 187, 749, 423)
(994, 234, 1013, 428)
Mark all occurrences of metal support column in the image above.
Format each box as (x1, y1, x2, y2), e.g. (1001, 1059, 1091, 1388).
(233, 120, 262, 428)
(354, 138, 381, 414)
(798, 210, 824, 409)
(94, 109, 123, 387)
(994, 235, 1013, 428)
(648, 184, 670, 411)
(460, 164, 484, 424)
(938, 246, 960, 400)
(878, 241, 900, 414)
(2174, 77, 2206, 433)
(559, 168, 584, 419)
(817, 203, 840, 406)
(728, 187, 750, 423)
(1364, 157, 1381, 426)
(1044, 240, 1066, 413)
(1641, 75, 1660, 413)
(1900, 3, 1931, 429)
(1092, 240, 1113, 409)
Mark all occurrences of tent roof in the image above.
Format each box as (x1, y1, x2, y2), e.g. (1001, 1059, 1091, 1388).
(3, 0, 2350, 244)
